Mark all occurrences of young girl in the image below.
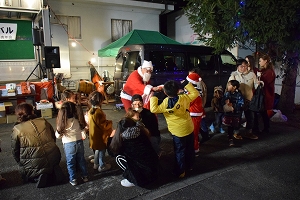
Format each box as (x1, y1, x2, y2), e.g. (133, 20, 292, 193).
(222, 80, 244, 147)
(109, 117, 159, 187)
(88, 91, 113, 172)
(55, 101, 88, 186)
(210, 86, 225, 134)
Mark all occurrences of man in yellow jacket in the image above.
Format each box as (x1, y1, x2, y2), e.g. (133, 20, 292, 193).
(150, 76, 198, 178)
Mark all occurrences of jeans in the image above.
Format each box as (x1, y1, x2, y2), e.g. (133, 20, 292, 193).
(172, 133, 195, 175)
(63, 140, 88, 181)
(213, 112, 224, 129)
(94, 149, 106, 168)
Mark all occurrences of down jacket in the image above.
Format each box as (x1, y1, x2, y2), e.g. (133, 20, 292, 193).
(11, 118, 61, 179)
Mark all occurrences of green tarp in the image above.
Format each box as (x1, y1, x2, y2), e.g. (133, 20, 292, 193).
(98, 29, 181, 57)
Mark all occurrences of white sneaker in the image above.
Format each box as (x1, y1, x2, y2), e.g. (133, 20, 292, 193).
(121, 179, 135, 187)
(90, 159, 94, 164)
(93, 164, 99, 170)
(88, 155, 94, 159)
(98, 163, 111, 172)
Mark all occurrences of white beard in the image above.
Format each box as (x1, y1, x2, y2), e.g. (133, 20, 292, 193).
(142, 72, 151, 82)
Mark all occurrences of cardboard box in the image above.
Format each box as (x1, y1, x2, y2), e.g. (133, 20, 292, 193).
(36, 102, 53, 110)
(0, 102, 13, 113)
(41, 108, 52, 119)
(6, 114, 17, 124)
(0, 117, 6, 124)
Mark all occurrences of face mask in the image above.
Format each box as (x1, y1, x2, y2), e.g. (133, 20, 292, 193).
(134, 107, 143, 113)
(143, 72, 151, 82)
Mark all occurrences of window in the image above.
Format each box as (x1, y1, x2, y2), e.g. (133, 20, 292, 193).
(220, 54, 236, 71)
(150, 52, 185, 72)
(111, 19, 132, 42)
(51, 15, 81, 39)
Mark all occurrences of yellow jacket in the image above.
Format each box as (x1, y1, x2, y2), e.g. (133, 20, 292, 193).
(150, 83, 198, 137)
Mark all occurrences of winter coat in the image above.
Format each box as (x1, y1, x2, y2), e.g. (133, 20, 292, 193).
(88, 108, 112, 150)
(150, 83, 198, 137)
(120, 126, 159, 186)
(260, 68, 275, 110)
(11, 118, 61, 179)
(228, 70, 259, 101)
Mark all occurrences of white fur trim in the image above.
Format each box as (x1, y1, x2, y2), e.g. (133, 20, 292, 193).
(120, 91, 132, 101)
(190, 112, 203, 117)
(144, 84, 153, 95)
(186, 76, 198, 85)
(137, 67, 143, 77)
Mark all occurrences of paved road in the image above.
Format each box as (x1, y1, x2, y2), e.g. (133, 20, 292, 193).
(0, 104, 299, 200)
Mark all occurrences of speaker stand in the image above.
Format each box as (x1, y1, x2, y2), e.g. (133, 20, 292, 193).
(25, 46, 47, 81)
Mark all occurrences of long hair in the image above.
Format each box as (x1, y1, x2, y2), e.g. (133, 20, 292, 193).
(109, 117, 137, 154)
(88, 91, 104, 114)
(56, 101, 86, 135)
(14, 102, 37, 125)
(260, 54, 274, 70)
(245, 55, 255, 71)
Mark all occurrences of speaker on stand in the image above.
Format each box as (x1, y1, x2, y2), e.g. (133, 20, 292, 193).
(44, 46, 61, 101)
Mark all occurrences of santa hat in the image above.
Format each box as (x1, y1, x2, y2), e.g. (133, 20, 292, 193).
(214, 86, 223, 93)
(141, 60, 153, 71)
(186, 73, 202, 85)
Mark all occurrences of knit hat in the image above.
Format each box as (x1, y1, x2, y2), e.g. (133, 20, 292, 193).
(186, 73, 202, 85)
(214, 86, 223, 93)
(141, 60, 153, 70)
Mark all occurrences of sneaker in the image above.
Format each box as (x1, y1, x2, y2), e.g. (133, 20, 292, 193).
(244, 133, 258, 140)
(36, 174, 48, 188)
(121, 179, 135, 187)
(88, 155, 94, 159)
(228, 139, 234, 147)
(90, 159, 94, 164)
(53, 165, 64, 183)
(81, 176, 88, 183)
(220, 127, 225, 134)
(98, 163, 111, 172)
(233, 133, 243, 140)
(209, 124, 215, 133)
(69, 179, 77, 186)
(93, 164, 99, 170)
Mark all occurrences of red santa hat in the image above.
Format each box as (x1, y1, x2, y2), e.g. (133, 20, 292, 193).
(141, 60, 153, 71)
(186, 73, 202, 85)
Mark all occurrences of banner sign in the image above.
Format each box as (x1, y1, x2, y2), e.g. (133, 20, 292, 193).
(0, 23, 17, 40)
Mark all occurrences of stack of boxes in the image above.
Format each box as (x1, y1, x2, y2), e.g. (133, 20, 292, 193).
(0, 102, 15, 124)
(36, 102, 53, 119)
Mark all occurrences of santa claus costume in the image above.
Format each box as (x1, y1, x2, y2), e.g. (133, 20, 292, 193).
(186, 73, 205, 153)
(120, 60, 154, 111)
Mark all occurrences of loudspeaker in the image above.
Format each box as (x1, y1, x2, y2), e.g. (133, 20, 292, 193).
(32, 28, 44, 46)
(44, 46, 61, 68)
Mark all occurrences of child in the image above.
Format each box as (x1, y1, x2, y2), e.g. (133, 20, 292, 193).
(185, 73, 205, 155)
(150, 78, 198, 178)
(210, 86, 225, 134)
(222, 80, 244, 146)
(55, 101, 88, 186)
(88, 91, 113, 173)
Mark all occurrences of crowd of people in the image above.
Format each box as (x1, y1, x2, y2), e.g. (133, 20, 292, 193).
(1, 54, 276, 188)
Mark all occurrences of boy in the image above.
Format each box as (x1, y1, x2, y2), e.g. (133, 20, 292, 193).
(222, 80, 244, 146)
(150, 76, 198, 178)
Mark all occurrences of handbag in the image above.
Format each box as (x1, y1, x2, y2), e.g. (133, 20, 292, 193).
(222, 115, 240, 128)
(249, 85, 264, 112)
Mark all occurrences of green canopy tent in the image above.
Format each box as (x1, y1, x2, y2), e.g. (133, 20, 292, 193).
(98, 29, 181, 57)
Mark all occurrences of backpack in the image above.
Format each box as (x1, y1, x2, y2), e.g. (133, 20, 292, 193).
(249, 85, 264, 112)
